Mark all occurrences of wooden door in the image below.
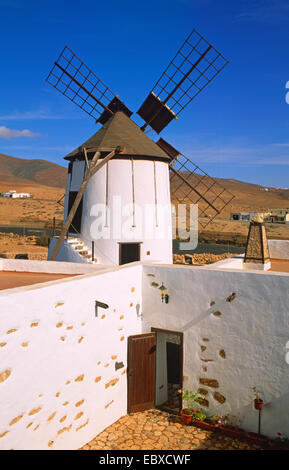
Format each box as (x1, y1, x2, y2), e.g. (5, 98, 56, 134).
(127, 333, 156, 413)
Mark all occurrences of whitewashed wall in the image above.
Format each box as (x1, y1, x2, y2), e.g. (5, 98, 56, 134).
(63, 158, 172, 266)
(142, 264, 289, 438)
(269, 240, 289, 260)
(0, 264, 142, 450)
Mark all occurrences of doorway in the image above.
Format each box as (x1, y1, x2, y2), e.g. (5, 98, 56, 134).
(67, 191, 83, 234)
(127, 333, 156, 413)
(119, 242, 141, 265)
(152, 328, 183, 414)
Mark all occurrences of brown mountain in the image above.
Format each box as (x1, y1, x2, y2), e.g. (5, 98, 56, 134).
(0, 153, 66, 189)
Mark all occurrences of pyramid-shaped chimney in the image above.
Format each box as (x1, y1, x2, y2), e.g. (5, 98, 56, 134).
(243, 220, 271, 271)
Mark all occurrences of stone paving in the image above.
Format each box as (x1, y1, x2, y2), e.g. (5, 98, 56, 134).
(81, 409, 265, 450)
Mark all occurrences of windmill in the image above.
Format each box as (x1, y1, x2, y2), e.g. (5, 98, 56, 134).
(46, 28, 234, 265)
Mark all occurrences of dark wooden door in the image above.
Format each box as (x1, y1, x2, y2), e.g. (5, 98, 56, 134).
(127, 333, 156, 413)
(67, 191, 83, 234)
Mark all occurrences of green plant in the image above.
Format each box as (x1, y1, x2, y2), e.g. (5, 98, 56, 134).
(273, 432, 289, 449)
(252, 386, 261, 400)
(35, 234, 50, 247)
(180, 389, 206, 421)
(217, 413, 244, 430)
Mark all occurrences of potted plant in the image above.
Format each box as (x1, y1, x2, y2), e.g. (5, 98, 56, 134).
(269, 433, 289, 450)
(218, 414, 246, 439)
(252, 386, 264, 410)
(179, 389, 205, 425)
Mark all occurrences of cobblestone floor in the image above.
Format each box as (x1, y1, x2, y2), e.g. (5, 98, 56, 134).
(81, 409, 265, 450)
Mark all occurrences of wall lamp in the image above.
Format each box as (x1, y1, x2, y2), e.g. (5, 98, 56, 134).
(95, 300, 109, 317)
(159, 283, 169, 304)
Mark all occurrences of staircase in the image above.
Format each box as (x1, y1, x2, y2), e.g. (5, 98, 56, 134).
(67, 237, 98, 264)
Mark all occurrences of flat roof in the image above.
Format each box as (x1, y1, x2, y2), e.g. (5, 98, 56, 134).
(269, 259, 289, 273)
(0, 271, 78, 291)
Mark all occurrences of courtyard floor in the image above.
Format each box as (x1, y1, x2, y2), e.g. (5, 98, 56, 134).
(80, 409, 265, 451)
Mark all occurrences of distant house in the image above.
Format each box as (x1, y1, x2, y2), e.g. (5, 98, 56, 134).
(230, 212, 258, 221)
(1, 190, 32, 199)
(268, 209, 289, 224)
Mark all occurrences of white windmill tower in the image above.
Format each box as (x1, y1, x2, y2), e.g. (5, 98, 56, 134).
(46, 30, 234, 266)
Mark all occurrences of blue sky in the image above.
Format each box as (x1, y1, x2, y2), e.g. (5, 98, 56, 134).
(0, 0, 289, 187)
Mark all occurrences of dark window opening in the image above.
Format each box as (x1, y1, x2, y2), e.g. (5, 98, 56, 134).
(119, 243, 141, 265)
(67, 191, 83, 234)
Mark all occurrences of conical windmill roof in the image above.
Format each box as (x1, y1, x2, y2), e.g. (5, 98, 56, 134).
(65, 111, 170, 161)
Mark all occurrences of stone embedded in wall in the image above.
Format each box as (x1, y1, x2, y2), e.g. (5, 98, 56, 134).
(76, 418, 89, 431)
(48, 440, 54, 447)
(75, 374, 84, 382)
(21, 342, 29, 347)
(131, 287, 135, 292)
(94, 376, 101, 383)
(120, 315, 124, 320)
(105, 378, 119, 389)
(55, 302, 64, 308)
(26, 422, 33, 429)
(47, 412, 56, 422)
(214, 392, 226, 404)
(120, 336, 124, 341)
(28, 407, 41, 416)
(198, 388, 208, 396)
(74, 411, 84, 420)
(115, 361, 124, 371)
(30, 322, 39, 328)
(130, 303, 133, 307)
(62, 401, 69, 406)
(197, 397, 209, 407)
(199, 378, 219, 388)
(101, 314, 106, 319)
(201, 346, 206, 352)
(151, 282, 159, 288)
(9, 414, 24, 426)
(0, 431, 9, 439)
(219, 349, 226, 359)
(7, 329, 17, 334)
(78, 336, 84, 343)
(121, 369, 127, 375)
(203, 338, 209, 342)
(111, 355, 117, 360)
(202, 366, 207, 372)
(0, 369, 11, 383)
(57, 424, 72, 436)
(147, 273, 155, 277)
(213, 311, 222, 317)
(66, 326, 73, 330)
(75, 399, 85, 407)
(210, 301, 215, 306)
(60, 336, 66, 341)
(105, 400, 114, 409)
(201, 358, 214, 363)
(56, 322, 63, 328)
(33, 424, 40, 431)
(226, 293, 236, 303)
(59, 416, 66, 423)
(0, 342, 7, 347)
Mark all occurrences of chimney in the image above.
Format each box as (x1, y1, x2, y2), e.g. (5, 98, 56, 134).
(243, 221, 271, 271)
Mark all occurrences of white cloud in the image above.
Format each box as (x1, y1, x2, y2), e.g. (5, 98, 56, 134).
(0, 126, 39, 139)
(0, 108, 82, 120)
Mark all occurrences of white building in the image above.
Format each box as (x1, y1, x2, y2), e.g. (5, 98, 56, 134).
(48, 111, 173, 266)
(230, 211, 258, 221)
(1, 190, 32, 199)
(0, 240, 289, 450)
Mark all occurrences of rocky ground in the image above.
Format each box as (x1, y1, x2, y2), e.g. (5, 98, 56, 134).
(173, 252, 236, 265)
(0, 232, 48, 260)
(80, 409, 265, 451)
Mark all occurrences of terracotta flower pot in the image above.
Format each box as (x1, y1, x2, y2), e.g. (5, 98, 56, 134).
(254, 398, 264, 410)
(193, 420, 218, 432)
(219, 426, 245, 439)
(246, 432, 268, 446)
(180, 409, 193, 425)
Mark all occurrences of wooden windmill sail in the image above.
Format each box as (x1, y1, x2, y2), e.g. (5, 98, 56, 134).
(46, 28, 234, 262)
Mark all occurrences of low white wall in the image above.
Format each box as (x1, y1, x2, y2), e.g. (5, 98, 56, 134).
(47, 238, 92, 265)
(0, 264, 142, 450)
(0, 258, 103, 275)
(142, 264, 289, 438)
(269, 240, 289, 260)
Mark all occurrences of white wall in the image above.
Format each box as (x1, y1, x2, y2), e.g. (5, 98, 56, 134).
(142, 264, 289, 438)
(65, 158, 172, 266)
(269, 240, 289, 260)
(0, 263, 142, 450)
